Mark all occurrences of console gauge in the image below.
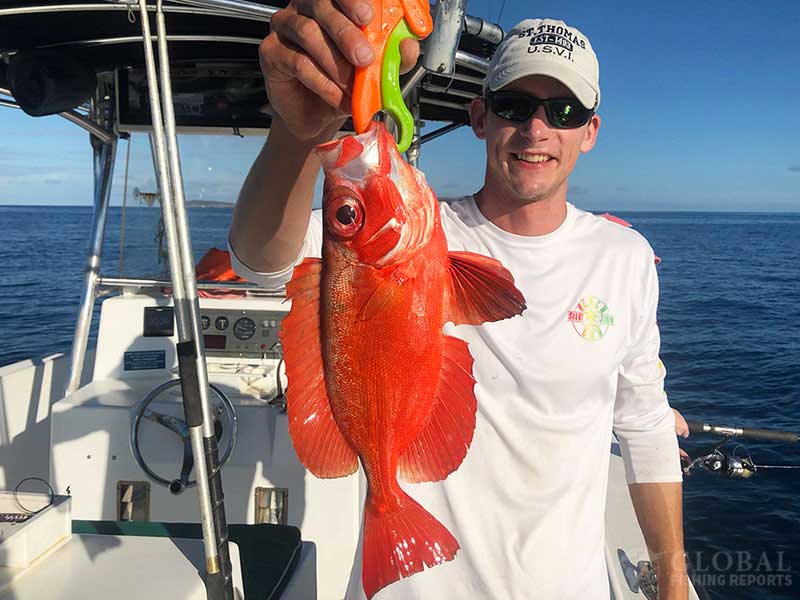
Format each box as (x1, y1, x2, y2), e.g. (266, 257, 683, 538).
(233, 317, 256, 340)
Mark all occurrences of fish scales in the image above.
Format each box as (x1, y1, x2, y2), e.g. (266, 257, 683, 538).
(279, 121, 526, 599)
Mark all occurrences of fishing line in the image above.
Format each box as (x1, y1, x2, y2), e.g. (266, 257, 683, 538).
(496, 0, 507, 24)
(119, 133, 132, 274)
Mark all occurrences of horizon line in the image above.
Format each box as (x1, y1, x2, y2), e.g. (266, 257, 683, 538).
(1, 203, 798, 216)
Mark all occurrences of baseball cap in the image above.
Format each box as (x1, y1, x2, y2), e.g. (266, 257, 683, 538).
(486, 19, 600, 110)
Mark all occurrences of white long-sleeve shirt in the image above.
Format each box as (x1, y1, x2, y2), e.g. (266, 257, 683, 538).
(230, 197, 681, 600)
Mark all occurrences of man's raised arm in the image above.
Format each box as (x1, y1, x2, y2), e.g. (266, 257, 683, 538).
(229, 117, 338, 273)
(228, 0, 419, 274)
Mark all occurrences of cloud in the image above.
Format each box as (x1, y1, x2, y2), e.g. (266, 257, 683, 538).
(570, 185, 588, 195)
(0, 170, 77, 186)
(435, 181, 469, 194)
(788, 165, 800, 173)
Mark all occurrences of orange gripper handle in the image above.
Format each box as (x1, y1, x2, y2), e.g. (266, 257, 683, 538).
(352, 0, 433, 135)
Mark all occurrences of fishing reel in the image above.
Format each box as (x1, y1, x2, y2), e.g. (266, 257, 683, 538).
(682, 420, 799, 479)
(682, 441, 756, 479)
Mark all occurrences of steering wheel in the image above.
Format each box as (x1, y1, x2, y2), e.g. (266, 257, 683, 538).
(130, 379, 238, 495)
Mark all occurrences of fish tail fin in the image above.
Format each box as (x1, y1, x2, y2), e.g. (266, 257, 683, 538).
(361, 491, 459, 599)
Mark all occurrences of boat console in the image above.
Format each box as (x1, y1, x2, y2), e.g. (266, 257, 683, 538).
(48, 290, 362, 599)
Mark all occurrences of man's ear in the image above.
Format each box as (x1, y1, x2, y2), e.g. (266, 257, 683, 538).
(469, 97, 487, 140)
(580, 114, 601, 153)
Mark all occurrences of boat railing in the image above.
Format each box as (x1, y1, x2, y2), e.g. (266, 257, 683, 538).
(0, 86, 115, 143)
(97, 276, 285, 296)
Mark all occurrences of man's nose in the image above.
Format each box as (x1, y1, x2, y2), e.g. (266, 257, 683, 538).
(519, 105, 551, 140)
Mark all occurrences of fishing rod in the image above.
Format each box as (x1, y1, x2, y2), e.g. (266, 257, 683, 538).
(682, 420, 800, 479)
(135, 0, 233, 598)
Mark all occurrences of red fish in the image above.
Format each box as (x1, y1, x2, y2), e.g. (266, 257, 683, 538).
(279, 122, 526, 598)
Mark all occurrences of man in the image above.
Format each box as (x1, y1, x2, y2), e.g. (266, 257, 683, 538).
(230, 2, 688, 599)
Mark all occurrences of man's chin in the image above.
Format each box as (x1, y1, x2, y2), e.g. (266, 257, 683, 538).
(508, 187, 553, 205)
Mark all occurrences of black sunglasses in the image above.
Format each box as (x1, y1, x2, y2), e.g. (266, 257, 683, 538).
(486, 91, 595, 129)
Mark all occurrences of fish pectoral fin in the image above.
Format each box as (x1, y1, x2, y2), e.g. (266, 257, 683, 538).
(357, 268, 406, 321)
(398, 335, 477, 483)
(280, 258, 358, 478)
(444, 251, 527, 326)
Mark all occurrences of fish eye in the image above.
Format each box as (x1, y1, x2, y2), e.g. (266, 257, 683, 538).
(325, 194, 363, 238)
(336, 204, 357, 226)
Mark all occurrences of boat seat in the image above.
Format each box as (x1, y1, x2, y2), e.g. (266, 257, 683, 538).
(72, 520, 302, 600)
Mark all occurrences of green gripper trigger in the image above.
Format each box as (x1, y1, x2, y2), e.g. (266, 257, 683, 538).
(381, 19, 416, 154)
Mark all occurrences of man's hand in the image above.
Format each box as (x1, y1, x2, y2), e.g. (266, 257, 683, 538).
(260, 0, 421, 141)
(673, 409, 689, 438)
(673, 408, 690, 464)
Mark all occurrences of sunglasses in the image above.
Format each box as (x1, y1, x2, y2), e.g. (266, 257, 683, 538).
(486, 91, 595, 129)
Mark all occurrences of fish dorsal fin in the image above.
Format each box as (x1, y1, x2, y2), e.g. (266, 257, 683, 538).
(279, 258, 358, 478)
(398, 335, 477, 482)
(444, 251, 527, 325)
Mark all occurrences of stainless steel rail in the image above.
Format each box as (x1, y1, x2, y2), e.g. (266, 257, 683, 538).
(463, 15, 504, 46)
(454, 50, 490, 74)
(60, 110, 116, 144)
(66, 136, 117, 394)
(423, 0, 467, 75)
(170, 0, 277, 19)
(0, 2, 268, 21)
(420, 96, 468, 111)
(38, 35, 262, 50)
(401, 66, 427, 99)
(420, 121, 465, 145)
(1, 1, 494, 78)
(0, 86, 118, 143)
(98, 276, 284, 295)
(102, 0, 498, 45)
(430, 70, 485, 87)
(422, 82, 476, 100)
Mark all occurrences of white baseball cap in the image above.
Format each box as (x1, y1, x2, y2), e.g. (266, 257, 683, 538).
(486, 19, 601, 110)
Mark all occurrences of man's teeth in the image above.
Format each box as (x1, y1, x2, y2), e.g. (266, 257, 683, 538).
(515, 153, 551, 163)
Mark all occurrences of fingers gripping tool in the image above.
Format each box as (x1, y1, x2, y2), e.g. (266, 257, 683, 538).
(352, 0, 433, 153)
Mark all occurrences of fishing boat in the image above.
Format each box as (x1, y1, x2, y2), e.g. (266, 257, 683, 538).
(0, 1, 709, 598)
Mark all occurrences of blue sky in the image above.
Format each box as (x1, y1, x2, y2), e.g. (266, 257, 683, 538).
(1, 0, 799, 211)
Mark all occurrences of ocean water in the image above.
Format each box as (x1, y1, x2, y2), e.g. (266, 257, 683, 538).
(1, 205, 798, 599)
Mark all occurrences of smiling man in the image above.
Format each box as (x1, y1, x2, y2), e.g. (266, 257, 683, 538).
(230, 5, 687, 599)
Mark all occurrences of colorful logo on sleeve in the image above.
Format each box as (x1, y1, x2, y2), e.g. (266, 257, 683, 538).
(567, 296, 615, 341)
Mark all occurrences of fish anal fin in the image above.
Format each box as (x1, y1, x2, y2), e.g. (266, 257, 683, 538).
(398, 335, 477, 483)
(280, 258, 358, 478)
(445, 251, 527, 326)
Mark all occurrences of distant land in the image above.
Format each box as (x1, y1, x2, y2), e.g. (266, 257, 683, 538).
(185, 200, 234, 208)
